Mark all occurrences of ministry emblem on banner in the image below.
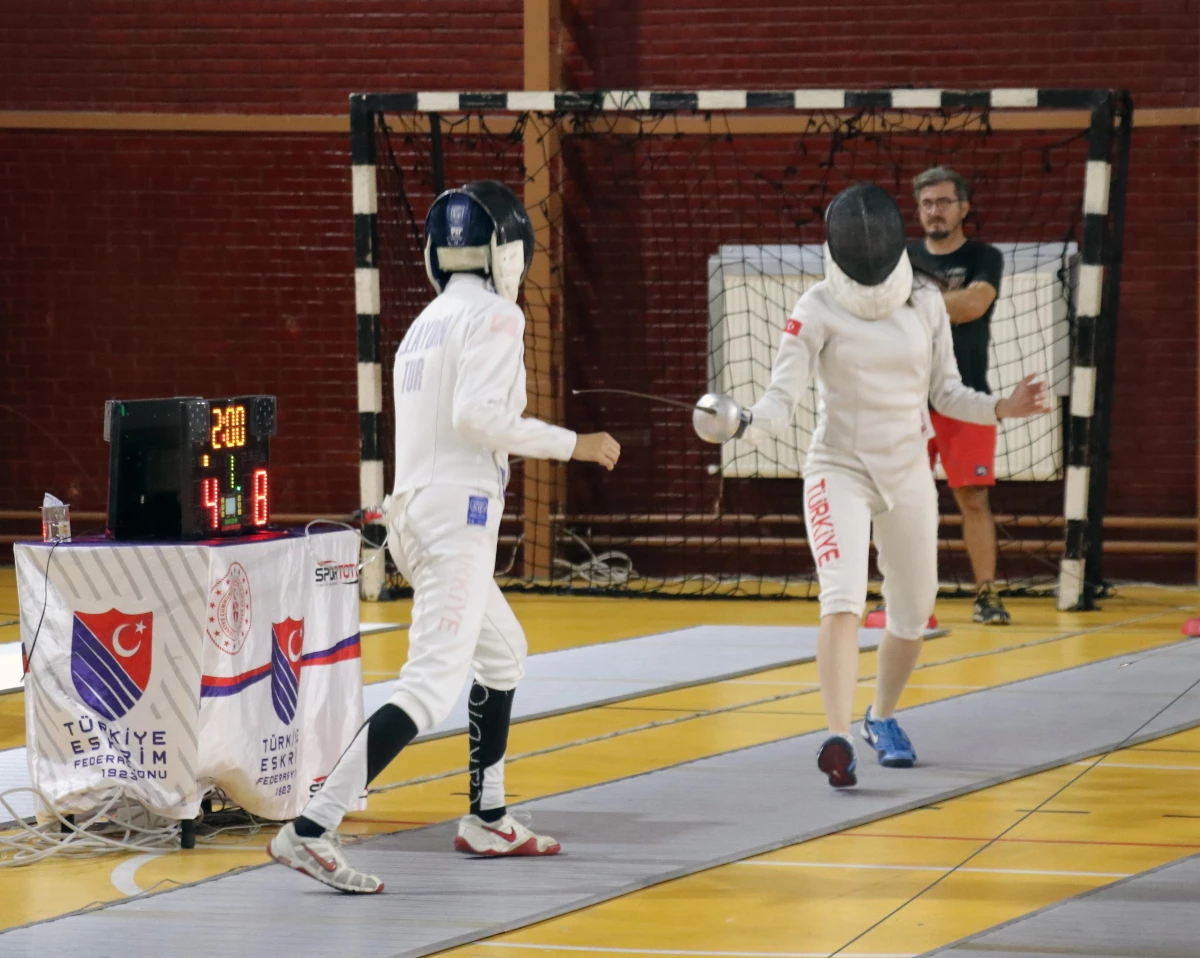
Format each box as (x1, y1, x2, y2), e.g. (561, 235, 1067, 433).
(206, 561, 253, 655)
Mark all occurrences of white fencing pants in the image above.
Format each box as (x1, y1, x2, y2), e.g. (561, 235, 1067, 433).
(804, 463, 939, 640)
(302, 483, 526, 831)
(385, 484, 528, 731)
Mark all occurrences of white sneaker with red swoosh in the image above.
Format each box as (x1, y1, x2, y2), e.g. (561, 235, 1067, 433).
(454, 813, 562, 857)
(267, 822, 384, 893)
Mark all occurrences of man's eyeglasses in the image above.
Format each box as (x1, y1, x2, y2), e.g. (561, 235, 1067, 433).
(920, 197, 962, 212)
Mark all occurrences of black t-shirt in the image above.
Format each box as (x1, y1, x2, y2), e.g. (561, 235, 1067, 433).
(907, 239, 1004, 393)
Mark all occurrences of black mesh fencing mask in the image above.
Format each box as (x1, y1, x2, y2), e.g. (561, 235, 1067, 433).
(825, 183, 906, 287)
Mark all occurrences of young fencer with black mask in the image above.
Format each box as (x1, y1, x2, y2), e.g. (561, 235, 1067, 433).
(694, 183, 1047, 787)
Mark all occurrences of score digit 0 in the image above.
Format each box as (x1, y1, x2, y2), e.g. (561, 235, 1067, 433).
(229, 404, 245, 447)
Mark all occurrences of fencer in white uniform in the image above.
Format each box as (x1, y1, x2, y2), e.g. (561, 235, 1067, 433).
(269, 181, 620, 892)
(694, 183, 1046, 788)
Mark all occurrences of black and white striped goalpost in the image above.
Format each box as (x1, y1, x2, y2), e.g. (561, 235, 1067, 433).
(350, 96, 387, 600)
(1058, 91, 1133, 611)
(347, 88, 1131, 607)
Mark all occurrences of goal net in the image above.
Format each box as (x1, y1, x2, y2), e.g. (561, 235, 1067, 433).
(351, 90, 1130, 607)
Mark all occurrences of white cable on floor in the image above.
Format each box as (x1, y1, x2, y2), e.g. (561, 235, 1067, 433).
(0, 787, 268, 867)
(0, 788, 180, 866)
(553, 529, 635, 586)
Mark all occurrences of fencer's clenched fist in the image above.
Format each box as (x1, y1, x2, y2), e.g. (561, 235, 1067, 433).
(573, 432, 621, 470)
(692, 393, 752, 444)
(995, 374, 1051, 420)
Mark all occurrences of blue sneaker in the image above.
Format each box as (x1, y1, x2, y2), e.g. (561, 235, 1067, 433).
(817, 734, 858, 788)
(861, 706, 917, 768)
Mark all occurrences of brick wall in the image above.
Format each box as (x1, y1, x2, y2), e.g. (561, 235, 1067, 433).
(0, 0, 1196, 580)
(562, 0, 1198, 110)
(561, 0, 1199, 582)
(1105, 125, 1199, 516)
(0, 130, 358, 518)
(0, 1, 524, 112)
(0, 0, 525, 528)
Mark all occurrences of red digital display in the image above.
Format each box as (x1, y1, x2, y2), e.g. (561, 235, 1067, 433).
(202, 477, 220, 530)
(192, 397, 273, 537)
(253, 468, 269, 526)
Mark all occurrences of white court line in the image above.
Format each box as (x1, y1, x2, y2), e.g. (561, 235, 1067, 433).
(738, 860, 1130, 879)
(857, 683, 987, 690)
(0, 642, 23, 695)
(728, 681, 985, 691)
(110, 852, 164, 896)
(1073, 761, 1200, 772)
(478, 944, 912, 958)
(901, 684, 987, 690)
(726, 680, 821, 687)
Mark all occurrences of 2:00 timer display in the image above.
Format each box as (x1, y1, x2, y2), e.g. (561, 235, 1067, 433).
(194, 400, 273, 534)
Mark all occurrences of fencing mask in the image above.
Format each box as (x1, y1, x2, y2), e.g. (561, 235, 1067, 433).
(424, 180, 535, 303)
(823, 182, 913, 321)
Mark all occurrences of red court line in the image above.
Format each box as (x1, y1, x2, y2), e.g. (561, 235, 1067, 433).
(843, 831, 1200, 851)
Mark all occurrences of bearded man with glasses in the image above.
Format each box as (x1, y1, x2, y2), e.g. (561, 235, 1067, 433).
(907, 166, 1010, 625)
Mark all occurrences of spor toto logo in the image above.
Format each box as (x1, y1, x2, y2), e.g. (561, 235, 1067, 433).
(206, 562, 253, 654)
(315, 559, 358, 586)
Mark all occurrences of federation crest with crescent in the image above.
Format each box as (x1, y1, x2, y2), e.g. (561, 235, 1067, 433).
(206, 561, 253, 655)
(270, 617, 305, 724)
(71, 609, 154, 721)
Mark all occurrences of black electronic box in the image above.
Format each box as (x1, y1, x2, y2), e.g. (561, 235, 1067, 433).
(104, 396, 276, 540)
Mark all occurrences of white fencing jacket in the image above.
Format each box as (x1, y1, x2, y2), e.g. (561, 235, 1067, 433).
(392, 274, 577, 499)
(746, 273, 999, 507)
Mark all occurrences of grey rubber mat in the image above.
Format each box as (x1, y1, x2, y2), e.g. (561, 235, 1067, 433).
(0, 624, 861, 822)
(2, 639, 1197, 958)
(921, 851, 1200, 958)
(386, 623, 880, 740)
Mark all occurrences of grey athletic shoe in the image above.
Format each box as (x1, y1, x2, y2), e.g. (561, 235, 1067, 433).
(973, 586, 1011, 625)
(268, 822, 383, 894)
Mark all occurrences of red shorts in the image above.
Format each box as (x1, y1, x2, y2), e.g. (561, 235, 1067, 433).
(927, 409, 997, 488)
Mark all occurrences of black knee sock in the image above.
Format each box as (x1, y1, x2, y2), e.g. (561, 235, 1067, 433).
(364, 703, 419, 783)
(293, 703, 418, 837)
(469, 682, 515, 823)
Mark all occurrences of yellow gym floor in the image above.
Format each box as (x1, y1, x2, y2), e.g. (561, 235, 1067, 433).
(1, 567, 1198, 956)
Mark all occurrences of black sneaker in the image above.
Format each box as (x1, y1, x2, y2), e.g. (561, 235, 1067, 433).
(817, 734, 858, 788)
(973, 586, 1011, 625)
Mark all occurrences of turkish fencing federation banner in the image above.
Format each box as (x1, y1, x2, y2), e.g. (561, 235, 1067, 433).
(16, 529, 363, 822)
(197, 529, 364, 819)
(17, 541, 208, 820)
